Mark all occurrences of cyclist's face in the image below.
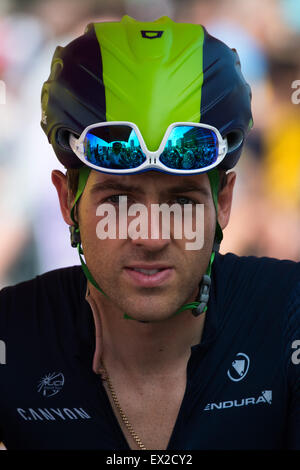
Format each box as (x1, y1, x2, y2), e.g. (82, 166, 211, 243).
(53, 169, 234, 322)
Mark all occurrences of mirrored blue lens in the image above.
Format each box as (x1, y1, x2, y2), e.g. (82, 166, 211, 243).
(83, 125, 146, 170)
(159, 126, 219, 170)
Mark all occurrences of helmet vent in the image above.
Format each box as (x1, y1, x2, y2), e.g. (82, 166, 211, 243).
(56, 128, 77, 151)
(226, 130, 244, 153)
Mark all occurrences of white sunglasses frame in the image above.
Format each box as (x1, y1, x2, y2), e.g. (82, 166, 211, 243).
(69, 121, 228, 174)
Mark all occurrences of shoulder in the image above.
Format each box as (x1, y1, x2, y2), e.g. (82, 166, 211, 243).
(214, 251, 300, 287)
(0, 266, 85, 331)
(0, 265, 84, 301)
(214, 251, 300, 274)
(212, 252, 300, 317)
(284, 280, 300, 352)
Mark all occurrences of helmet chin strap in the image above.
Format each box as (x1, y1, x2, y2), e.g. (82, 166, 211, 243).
(69, 167, 223, 320)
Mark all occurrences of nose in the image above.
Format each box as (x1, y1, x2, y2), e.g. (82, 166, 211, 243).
(130, 235, 171, 251)
(128, 201, 172, 251)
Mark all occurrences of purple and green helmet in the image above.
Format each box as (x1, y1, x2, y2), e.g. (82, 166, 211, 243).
(41, 15, 252, 170)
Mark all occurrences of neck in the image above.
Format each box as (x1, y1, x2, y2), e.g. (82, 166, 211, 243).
(86, 283, 206, 379)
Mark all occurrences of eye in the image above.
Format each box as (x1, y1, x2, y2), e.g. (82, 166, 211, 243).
(104, 194, 127, 204)
(174, 196, 197, 205)
(103, 194, 125, 204)
(106, 195, 119, 204)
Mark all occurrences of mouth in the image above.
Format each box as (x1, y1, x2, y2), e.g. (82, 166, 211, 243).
(124, 265, 174, 287)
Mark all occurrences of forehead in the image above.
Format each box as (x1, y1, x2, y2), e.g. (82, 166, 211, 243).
(87, 170, 211, 195)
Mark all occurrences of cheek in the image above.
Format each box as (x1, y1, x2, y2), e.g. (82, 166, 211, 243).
(204, 202, 217, 239)
(81, 222, 121, 261)
(81, 232, 124, 288)
(77, 199, 107, 257)
(178, 202, 215, 246)
(79, 207, 124, 272)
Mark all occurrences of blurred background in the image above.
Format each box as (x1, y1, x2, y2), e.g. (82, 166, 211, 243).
(0, 0, 300, 451)
(0, 0, 300, 292)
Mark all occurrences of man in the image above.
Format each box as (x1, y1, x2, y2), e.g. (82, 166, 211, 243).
(107, 141, 128, 168)
(0, 15, 299, 450)
(182, 149, 196, 169)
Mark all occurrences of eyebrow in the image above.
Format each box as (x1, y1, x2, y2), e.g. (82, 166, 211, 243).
(90, 180, 210, 197)
(167, 184, 210, 197)
(90, 181, 146, 194)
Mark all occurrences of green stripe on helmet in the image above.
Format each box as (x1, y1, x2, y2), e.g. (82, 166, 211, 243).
(94, 15, 204, 150)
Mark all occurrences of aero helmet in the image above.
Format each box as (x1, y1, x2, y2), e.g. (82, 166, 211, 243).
(41, 15, 252, 170)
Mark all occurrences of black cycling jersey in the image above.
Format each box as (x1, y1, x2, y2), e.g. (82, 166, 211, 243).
(0, 252, 299, 450)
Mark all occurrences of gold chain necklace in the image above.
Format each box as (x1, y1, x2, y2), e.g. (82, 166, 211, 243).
(101, 361, 147, 450)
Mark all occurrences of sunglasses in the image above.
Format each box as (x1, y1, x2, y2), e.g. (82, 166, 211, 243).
(69, 121, 228, 174)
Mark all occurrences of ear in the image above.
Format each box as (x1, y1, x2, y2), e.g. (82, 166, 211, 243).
(217, 171, 236, 230)
(51, 170, 74, 226)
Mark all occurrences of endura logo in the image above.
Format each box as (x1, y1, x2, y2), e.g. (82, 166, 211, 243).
(204, 390, 272, 411)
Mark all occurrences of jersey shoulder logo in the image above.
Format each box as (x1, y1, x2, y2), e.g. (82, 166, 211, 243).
(37, 372, 65, 397)
(227, 352, 250, 382)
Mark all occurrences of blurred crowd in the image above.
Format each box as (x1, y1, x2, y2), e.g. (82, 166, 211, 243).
(0, 0, 300, 289)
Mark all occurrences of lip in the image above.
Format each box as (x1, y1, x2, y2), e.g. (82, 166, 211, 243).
(124, 266, 174, 287)
(126, 264, 173, 270)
